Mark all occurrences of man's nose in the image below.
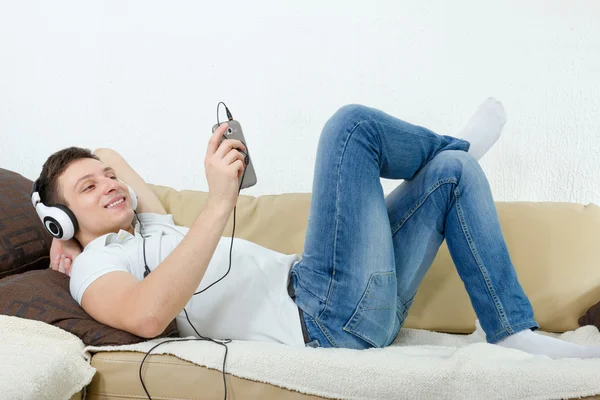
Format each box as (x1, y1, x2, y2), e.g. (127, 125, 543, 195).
(103, 178, 121, 193)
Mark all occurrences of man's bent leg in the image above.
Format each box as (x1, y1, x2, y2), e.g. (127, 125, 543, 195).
(386, 150, 600, 358)
(385, 150, 538, 345)
(290, 104, 470, 349)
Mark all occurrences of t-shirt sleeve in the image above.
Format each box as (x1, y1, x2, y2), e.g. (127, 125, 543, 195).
(69, 249, 129, 306)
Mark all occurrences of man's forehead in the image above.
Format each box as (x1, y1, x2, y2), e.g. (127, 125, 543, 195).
(62, 159, 113, 186)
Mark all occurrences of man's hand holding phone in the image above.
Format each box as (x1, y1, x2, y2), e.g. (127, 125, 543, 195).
(205, 123, 247, 213)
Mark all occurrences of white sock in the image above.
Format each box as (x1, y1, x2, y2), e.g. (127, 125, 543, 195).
(457, 97, 507, 161)
(475, 319, 600, 359)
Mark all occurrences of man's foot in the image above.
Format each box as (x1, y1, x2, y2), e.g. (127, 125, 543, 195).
(457, 97, 507, 161)
(475, 319, 600, 359)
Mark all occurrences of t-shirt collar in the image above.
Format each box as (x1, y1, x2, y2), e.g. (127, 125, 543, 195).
(83, 220, 140, 251)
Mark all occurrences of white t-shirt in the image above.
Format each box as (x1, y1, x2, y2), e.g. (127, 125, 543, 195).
(69, 213, 305, 347)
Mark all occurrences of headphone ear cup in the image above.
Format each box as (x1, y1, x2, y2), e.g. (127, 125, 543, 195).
(127, 185, 138, 211)
(35, 203, 78, 240)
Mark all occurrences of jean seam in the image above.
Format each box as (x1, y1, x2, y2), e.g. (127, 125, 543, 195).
(454, 186, 513, 335)
(390, 178, 458, 236)
(311, 315, 339, 348)
(294, 278, 327, 305)
(487, 320, 538, 343)
(398, 292, 416, 317)
(319, 119, 371, 321)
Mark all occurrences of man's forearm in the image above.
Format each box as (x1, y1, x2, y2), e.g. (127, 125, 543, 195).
(131, 200, 231, 335)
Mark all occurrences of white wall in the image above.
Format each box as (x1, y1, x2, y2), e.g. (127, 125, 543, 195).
(1, 0, 599, 203)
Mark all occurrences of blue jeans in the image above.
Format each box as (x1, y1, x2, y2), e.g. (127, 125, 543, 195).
(289, 104, 539, 349)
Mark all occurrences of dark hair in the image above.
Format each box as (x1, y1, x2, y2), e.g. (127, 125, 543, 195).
(37, 147, 99, 206)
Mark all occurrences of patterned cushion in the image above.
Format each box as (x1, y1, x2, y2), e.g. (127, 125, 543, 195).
(0, 269, 180, 346)
(0, 168, 52, 279)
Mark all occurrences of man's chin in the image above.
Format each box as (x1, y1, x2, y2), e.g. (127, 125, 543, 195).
(102, 209, 134, 229)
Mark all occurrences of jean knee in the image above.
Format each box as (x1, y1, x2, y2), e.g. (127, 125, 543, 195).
(434, 150, 480, 175)
(334, 103, 371, 118)
(321, 104, 380, 148)
(432, 150, 487, 191)
(324, 104, 372, 132)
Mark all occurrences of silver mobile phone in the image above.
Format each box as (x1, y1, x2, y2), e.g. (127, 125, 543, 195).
(211, 120, 257, 189)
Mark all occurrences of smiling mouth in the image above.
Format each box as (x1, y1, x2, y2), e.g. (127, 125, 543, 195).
(105, 197, 126, 209)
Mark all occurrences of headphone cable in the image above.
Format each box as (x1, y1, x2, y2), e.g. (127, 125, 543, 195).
(137, 103, 245, 400)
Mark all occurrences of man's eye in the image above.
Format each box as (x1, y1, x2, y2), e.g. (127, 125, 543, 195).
(110, 176, 118, 180)
(84, 185, 95, 192)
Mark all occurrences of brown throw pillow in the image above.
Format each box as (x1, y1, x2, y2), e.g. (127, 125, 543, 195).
(580, 301, 600, 329)
(0, 268, 180, 346)
(0, 168, 53, 279)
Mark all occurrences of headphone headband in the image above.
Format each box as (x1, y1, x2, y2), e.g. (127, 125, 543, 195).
(31, 178, 42, 208)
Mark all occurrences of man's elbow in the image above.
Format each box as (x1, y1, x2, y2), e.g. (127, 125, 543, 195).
(93, 148, 116, 158)
(135, 314, 170, 339)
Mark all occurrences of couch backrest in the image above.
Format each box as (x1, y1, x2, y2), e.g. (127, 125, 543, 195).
(150, 184, 600, 334)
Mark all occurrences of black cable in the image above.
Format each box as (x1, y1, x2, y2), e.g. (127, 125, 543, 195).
(137, 102, 246, 400)
(217, 101, 233, 125)
(135, 288, 232, 399)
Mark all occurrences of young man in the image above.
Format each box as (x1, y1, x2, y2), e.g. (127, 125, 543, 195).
(43, 99, 600, 358)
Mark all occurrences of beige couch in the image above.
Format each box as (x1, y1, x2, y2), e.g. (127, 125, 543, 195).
(76, 184, 600, 400)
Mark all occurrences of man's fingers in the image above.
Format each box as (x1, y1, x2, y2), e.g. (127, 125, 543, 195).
(206, 123, 228, 159)
(58, 258, 66, 274)
(215, 140, 247, 161)
(56, 254, 72, 275)
(50, 254, 59, 270)
(222, 148, 247, 166)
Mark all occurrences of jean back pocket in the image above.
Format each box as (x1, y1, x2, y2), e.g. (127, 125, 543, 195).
(343, 271, 397, 348)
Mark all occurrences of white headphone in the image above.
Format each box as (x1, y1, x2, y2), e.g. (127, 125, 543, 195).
(31, 178, 138, 240)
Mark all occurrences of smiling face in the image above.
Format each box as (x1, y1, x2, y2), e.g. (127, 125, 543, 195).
(58, 158, 135, 248)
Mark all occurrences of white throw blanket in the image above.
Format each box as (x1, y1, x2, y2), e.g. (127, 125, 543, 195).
(0, 315, 96, 400)
(84, 325, 600, 400)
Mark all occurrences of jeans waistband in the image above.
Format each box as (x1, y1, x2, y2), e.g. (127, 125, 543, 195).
(287, 272, 311, 344)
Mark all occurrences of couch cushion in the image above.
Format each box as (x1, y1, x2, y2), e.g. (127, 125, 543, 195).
(149, 184, 600, 334)
(0, 168, 53, 279)
(88, 351, 326, 400)
(0, 268, 180, 346)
